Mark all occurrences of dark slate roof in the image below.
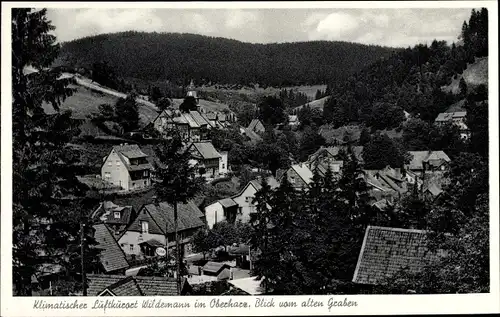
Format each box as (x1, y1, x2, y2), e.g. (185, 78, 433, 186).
(87, 274, 187, 296)
(142, 201, 205, 235)
(408, 151, 451, 170)
(110, 144, 153, 172)
(92, 201, 134, 226)
(352, 226, 438, 285)
(93, 224, 129, 273)
(202, 261, 231, 274)
(113, 144, 148, 159)
(189, 111, 209, 126)
(190, 142, 221, 159)
(106, 276, 143, 296)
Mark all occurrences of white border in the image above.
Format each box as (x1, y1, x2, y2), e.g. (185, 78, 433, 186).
(1, 1, 499, 316)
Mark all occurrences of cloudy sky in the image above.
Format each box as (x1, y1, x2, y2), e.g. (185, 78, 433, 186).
(47, 8, 472, 47)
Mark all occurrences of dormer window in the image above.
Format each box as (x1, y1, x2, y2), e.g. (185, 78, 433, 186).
(141, 221, 149, 234)
(114, 212, 120, 219)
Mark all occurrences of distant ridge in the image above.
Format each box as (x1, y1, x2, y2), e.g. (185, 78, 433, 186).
(55, 31, 397, 87)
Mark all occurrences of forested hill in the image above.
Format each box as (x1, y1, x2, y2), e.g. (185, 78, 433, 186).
(55, 32, 396, 87)
(323, 8, 489, 130)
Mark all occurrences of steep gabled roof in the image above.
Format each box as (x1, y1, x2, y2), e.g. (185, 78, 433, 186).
(424, 182, 443, 197)
(140, 201, 205, 235)
(290, 164, 314, 185)
(92, 201, 134, 226)
(353, 226, 438, 285)
(93, 224, 129, 273)
(408, 151, 451, 170)
(248, 119, 264, 131)
(113, 144, 148, 159)
(189, 142, 221, 160)
(202, 261, 231, 274)
(189, 111, 209, 126)
(87, 274, 188, 296)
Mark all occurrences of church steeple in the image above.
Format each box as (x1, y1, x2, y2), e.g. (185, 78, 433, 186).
(186, 79, 199, 106)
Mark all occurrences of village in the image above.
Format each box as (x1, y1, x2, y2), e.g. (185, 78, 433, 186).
(28, 74, 474, 296)
(11, 7, 490, 298)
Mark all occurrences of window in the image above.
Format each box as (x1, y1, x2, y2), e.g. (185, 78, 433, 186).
(141, 221, 149, 234)
(114, 212, 120, 219)
(107, 161, 112, 167)
(116, 160, 120, 167)
(222, 164, 225, 169)
(245, 196, 251, 203)
(143, 170, 149, 177)
(290, 176, 296, 184)
(104, 172, 111, 179)
(130, 244, 134, 252)
(238, 207, 243, 214)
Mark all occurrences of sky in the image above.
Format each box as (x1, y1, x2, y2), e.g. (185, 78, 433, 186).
(46, 8, 473, 48)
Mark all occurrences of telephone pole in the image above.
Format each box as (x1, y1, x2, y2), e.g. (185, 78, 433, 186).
(80, 220, 87, 296)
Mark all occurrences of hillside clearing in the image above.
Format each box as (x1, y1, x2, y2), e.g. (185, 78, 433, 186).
(443, 57, 488, 94)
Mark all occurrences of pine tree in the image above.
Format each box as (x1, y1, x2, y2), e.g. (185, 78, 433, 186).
(12, 8, 99, 296)
(154, 131, 204, 292)
(115, 93, 140, 132)
(249, 178, 274, 293)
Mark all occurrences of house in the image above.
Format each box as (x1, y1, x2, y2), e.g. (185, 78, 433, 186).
(288, 115, 300, 127)
(205, 198, 238, 229)
(118, 201, 205, 259)
(152, 109, 212, 141)
(306, 146, 345, 176)
(219, 151, 229, 175)
(423, 182, 444, 202)
(187, 142, 222, 179)
(202, 262, 232, 278)
(93, 224, 130, 275)
(307, 145, 364, 167)
(407, 151, 451, 174)
(364, 166, 407, 198)
(277, 163, 314, 191)
(204, 177, 280, 228)
(91, 201, 135, 237)
(435, 111, 469, 139)
(247, 119, 266, 134)
(240, 127, 263, 143)
(101, 144, 153, 191)
(352, 226, 440, 285)
(86, 274, 192, 296)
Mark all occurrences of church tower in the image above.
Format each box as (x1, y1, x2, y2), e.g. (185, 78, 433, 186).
(186, 79, 200, 106)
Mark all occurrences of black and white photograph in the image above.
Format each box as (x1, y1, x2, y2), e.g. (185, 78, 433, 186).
(1, 1, 499, 315)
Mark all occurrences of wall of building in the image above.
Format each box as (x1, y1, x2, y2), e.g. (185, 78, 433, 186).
(286, 168, 308, 191)
(205, 202, 225, 229)
(118, 231, 166, 256)
(233, 185, 258, 223)
(219, 151, 229, 175)
(101, 150, 130, 190)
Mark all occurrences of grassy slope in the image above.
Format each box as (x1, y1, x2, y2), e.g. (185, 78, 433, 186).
(443, 57, 488, 94)
(44, 75, 231, 127)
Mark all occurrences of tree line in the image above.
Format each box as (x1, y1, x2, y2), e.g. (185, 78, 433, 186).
(56, 31, 396, 87)
(323, 8, 488, 130)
